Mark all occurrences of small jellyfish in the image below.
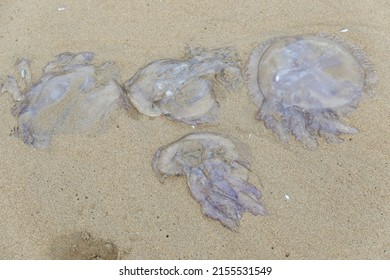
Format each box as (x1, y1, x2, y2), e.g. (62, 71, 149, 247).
(1, 52, 129, 148)
(124, 47, 243, 125)
(246, 34, 377, 148)
(152, 132, 267, 230)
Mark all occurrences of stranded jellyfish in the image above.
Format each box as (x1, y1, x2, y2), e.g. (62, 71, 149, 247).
(1, 52, 129, 148)
(124, 47, 243, 125)
(152, 132, 267, 230)
(246, 34, 377, 148)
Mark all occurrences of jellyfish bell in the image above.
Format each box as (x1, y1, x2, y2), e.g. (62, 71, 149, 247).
(247, 34, 377, 148)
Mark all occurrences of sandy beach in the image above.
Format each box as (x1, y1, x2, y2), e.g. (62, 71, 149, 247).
(0, 0, 389, 259)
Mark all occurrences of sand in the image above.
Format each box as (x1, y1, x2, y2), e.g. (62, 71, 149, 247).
(0, 0, 389, 259)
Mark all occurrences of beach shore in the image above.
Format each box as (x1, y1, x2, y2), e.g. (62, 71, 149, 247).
(0, 0, 389, 259)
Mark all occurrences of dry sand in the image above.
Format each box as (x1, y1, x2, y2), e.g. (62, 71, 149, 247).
(0, 0, 389, 259)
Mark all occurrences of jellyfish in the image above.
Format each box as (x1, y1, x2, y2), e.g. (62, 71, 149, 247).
(1, 52, 129, 148)
(152, 132, 267, 230)
(246, 34, 377, 148)
(124, 47, 243, 125)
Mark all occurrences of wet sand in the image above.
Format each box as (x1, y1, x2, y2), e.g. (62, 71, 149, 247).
(0, 0, 389, 259)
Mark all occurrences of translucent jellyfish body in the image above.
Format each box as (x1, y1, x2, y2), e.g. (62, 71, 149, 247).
(1, 52, 129, 148)
(152, 132, 267, 230)
(246, 34, 377, 148)
(124, 47, 243, 125)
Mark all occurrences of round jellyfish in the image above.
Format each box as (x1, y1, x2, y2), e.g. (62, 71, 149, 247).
(246, 34, 377, 148)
